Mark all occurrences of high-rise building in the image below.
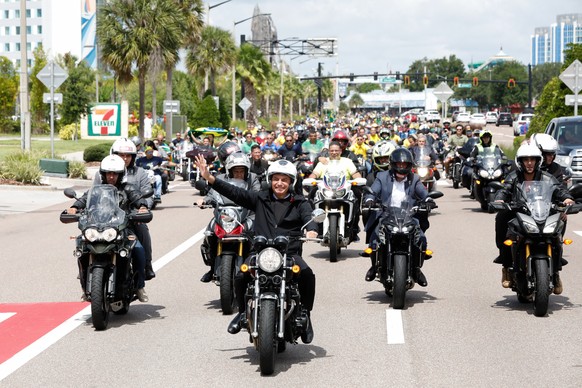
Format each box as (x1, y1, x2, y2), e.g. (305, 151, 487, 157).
(531, 13, 582, 65)
(0, 0, 83, 70)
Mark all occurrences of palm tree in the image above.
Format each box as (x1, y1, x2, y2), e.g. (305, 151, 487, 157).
(236, 44, 271, 125)
(97, 0, 182, 137)
(186, 26, 236, 97)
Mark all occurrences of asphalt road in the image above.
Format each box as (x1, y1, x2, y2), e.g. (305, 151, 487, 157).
(2, 126, 582, 387)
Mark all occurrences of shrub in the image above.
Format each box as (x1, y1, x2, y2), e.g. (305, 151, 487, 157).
(58, 123, 81, 140)
(68, 160, 87, 179)
(83, 142, 113, 162)
(129, 124, 138, 137)
(151, 124, 165, 139)
(0, 151, 44, 184)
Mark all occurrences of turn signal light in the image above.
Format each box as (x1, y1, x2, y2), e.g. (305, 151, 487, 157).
(564, 239, 573, 245)
(425, 249, 433, 256)
(364, 247, 373, 254)
(292, 265, 301, 274)
(475, 179, 481, 185)
(241, 264, 249, 272)
(503, 239, 513, 246)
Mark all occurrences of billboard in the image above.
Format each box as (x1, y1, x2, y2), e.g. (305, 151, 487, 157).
(81, 102, 129, 139)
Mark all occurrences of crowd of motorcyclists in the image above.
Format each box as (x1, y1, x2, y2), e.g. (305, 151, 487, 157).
(61, 110, 581, 370)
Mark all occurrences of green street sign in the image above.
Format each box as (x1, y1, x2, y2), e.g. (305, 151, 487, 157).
(458, 83, 472, 88)
(380, 77, 396, 84)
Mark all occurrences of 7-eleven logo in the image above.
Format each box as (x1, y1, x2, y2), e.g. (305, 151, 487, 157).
(92, 107, 118, 135)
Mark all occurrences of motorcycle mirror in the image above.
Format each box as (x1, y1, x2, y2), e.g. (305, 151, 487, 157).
(427, 191, 444, 199)
(63, 187, 77, 199)
(569, 183, 582, 200)
(141, 187, 154, 199)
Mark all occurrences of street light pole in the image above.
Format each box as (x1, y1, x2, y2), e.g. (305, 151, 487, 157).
(205, 0, 232, 91)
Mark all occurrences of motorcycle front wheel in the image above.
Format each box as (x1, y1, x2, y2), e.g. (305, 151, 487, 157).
(258, 299, 277, 375)
(392, 254, 407, 309)
(219, 254, 237, 315)
(90, 267, 110, 330)
(329, 213, 339, 263)
(533, 260, 550, 317)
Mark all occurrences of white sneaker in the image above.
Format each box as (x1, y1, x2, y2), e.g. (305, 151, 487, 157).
(137, 288, 149, 303)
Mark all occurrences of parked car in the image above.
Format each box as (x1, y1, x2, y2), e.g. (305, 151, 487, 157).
(496, 112, 513, 127)
(469, 113, 487, 129)
(456, 112, 471, 124)
(545, 115, 582, 184)
(485, 111, 498, 124)
(425, 110, 441, 123)
(452, 111, 460, 122)
(513, 113, 534, 136)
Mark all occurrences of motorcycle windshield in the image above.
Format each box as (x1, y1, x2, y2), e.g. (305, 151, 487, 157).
(385, 200, 415, 226)
(519, 181, 553, 222)
(477, 147, 502, 169)
(82, 185, 126, 227)
(208, 179, 247, 206)
(414, 147, 432, 168)
(322, 161, 347, 190)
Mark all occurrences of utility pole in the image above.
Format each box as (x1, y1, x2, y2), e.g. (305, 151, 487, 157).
(19, 0, 30, 151)
(317, 62, 323, 117)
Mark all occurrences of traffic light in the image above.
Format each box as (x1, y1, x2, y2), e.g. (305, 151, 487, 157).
(396, 71, 400, 80)
(350, 73, 354, 82)
(404, 75, 410, 86)
(507, 78, 516, 88)
(423, 75, 428, 86)
(453, 76, 459, 87)
(373, 72, 378, 81)
(472, 77, 479, 87)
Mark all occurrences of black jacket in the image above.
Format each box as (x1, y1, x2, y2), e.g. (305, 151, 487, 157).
(210, 177, 316, 255)
(494, 169, 572, 203)
(72, 183, 147, 212)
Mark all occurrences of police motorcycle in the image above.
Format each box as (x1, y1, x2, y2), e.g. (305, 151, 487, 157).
(490, 181, 582, 317)
(302, 161, 366, 262)
(60, 185, 153, 330)
(241, 209, 325, 376)
(364, 192, 442, 309)
(470, 147, 510, 212)
(198, 179, 253, 315)
(412, 146, 437, 192)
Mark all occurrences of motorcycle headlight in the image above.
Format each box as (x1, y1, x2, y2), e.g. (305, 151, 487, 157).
(84, 228, 100, 242)
(323, 188, 346, 198)
(493, 169, 503, 178)
(522, 220, 540, 234)
(101, 228, 118, 242)
(543, 220, 559, 234)
(257, 248, 283, 273)
(479, 169, 489, 178)
(220, 209, 238, 233)
(84, 227, 117, 242)
(418, 167, 428, 177)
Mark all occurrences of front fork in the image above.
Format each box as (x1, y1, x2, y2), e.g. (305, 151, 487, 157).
(518, 242, 555, 289)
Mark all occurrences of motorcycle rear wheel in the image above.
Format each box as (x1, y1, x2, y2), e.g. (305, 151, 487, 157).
(258, 299, 277, 376)
(392, 254, 407, 309)
(91, 267, 110, 330)
(219, 254, 237, 315)
(533, 260, 550, 317)
(329, 213, 339, 263)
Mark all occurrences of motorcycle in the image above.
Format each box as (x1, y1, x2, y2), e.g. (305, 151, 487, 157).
(60, 185, 153, 330)
(470, 148, 510, 212)
(186, 145, 218, 194)
(490, 181, 582, 316)
(172, 141, 194, 181)
(412, 146, 437, 192)
(302, 161, 366, 262)
(241, 209, 325, 375)
(366, 192, 443, 309)
(199, 180, 253, 315)
(446, 145, 465, 189)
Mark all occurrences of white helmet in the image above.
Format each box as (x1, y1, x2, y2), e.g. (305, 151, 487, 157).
(531, 133, 558, 154)
(372, 141, 396, 171)
(99, 155, 126, 185)
(225, 152, 250, 179)
(267, 159, 297, 186)
(111, 137, 137, 155)
(515, 143, 542, 172)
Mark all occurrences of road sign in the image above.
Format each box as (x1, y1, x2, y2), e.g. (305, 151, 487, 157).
(565, 94, 582, 106)
(43, 93, 62, 104)
(432, 82, 454, 102)
(458, 83, 471, 89)
(36, 61, 68, 90)
(559, 59, 582, 94)
(163, 100, 180, 114)
(238, 97, 252, 112)
(380, 76, 396, 84)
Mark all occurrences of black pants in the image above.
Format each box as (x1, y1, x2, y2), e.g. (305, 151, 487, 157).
(234, 253, 316, 313)
(495, 210, 514, 266)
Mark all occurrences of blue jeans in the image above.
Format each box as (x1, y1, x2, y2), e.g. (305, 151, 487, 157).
(153, 175, 162, 197)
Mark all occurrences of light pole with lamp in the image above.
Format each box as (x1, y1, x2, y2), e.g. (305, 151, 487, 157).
(231, 13, 270, 122)
(204, 0, 232, 91)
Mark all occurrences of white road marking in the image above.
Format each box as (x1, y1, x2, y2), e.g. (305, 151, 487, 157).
(0, 229, 206, 382)
(574, 231, 582, 237)
(0, 313, 16, 324)
(386, 309, 405, 344)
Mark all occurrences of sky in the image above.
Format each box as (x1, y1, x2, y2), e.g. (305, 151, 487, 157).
(208, 0, 581, 78)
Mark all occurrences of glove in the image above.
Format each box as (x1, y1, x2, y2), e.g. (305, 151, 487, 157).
(364, 199, 375, 208)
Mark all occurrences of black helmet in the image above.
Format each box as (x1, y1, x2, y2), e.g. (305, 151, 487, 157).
(217, 141, 241, 165)
(390, 147, 414, 176)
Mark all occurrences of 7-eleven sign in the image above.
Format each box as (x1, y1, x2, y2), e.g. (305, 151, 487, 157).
(88, 104, 122, 136)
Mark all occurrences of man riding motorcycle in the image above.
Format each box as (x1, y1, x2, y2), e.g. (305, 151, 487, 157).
(492, 144, 574, 291)
(531, 133, 568, 187)
(444, 124, 468, 178)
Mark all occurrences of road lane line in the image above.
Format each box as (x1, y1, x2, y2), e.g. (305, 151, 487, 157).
(0, 313, 15, 324)
(386, 309, 405, 344)
(0, 229, 206, 382)
(574, 231, 582, 237)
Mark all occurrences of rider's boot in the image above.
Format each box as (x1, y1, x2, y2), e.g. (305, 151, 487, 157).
(227, 312, 247, 334)
(301, 311, 314, 344)
(553, 273, 563, 295)
(365, 253, 377, 282)
(501, 267, 512, 288)
(413, 268, 428, 287)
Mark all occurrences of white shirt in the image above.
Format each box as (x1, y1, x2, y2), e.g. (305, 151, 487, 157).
(390, 179, 406, 208)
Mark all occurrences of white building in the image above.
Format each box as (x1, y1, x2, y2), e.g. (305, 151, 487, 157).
(0, 0, 82, 69)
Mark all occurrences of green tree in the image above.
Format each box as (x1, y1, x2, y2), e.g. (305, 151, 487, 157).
(29, 46, 49, 134)
(406, 55, 466, 92)
(0, 56, 19, 132)
(236, 43, 271, 125)
(532, 62, 561, 100)
(349, 93, 364, 109)
(97, 0, 182, 138)
(357, 83, 380, 94)
(186, 25, 236, 97)
(191, 95, 221, 128)
(57, 53, 93, 138)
